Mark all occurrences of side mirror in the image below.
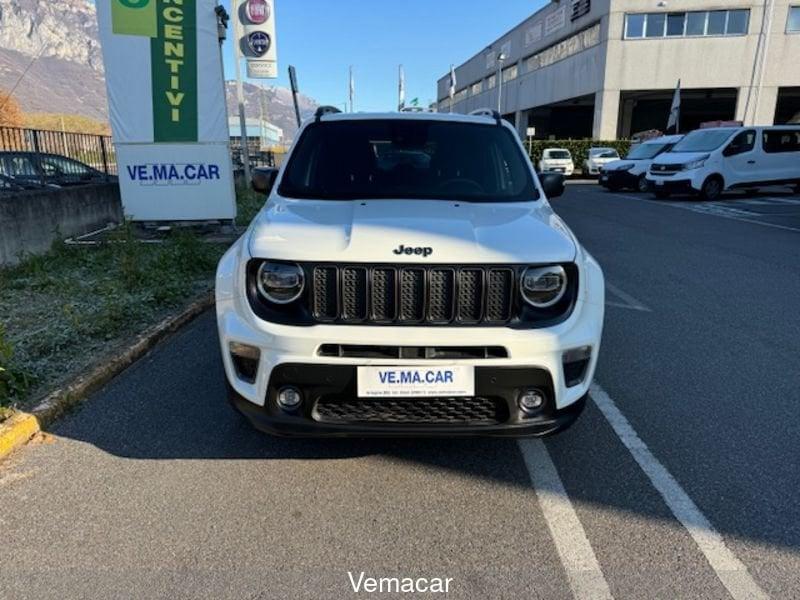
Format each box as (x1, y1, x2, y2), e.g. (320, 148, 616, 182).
(540, 172, 565, 198)
(251, 167, 279, 195)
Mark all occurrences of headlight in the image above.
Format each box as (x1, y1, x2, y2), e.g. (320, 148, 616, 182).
(521, 265, 567, 308)
(256, 261, 305, 304)
(616, 163, 634, 171)
(683, 155, 709, 170)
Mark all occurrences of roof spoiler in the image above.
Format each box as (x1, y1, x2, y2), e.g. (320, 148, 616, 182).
(469, 108, 502, 125)
(314, 105, 343, 122)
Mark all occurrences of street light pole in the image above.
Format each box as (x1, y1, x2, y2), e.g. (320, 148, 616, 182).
(496, 53, 507, 115)
(232, 5, 251, 185)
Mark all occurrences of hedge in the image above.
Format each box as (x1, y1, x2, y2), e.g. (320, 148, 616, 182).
(525, 139, 632, 169)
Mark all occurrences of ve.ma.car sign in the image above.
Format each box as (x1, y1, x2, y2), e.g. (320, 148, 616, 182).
(96, 0, 236, 220)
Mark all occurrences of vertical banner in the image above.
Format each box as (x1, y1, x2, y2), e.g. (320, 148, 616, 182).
(96, 0, 237, 221)
(240, 0, 277, 79)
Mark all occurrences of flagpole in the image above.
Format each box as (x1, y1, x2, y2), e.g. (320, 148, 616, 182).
(349, 65, 354, 113)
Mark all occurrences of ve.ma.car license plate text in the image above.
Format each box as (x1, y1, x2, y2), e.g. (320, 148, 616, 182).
(357, 366, 475, 398)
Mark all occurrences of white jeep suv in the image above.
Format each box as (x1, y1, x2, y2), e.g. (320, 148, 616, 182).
(215, 109, 604, 437)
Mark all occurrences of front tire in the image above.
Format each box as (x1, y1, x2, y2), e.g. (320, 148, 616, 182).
(699, 176, 724, 201)
(636, 174, 649, 193)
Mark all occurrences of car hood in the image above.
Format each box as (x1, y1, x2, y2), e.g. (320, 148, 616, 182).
(248, 198, 577, 264)
(603, 159, 641, 171)
(652, 151, 707, 166)
(589, 156, 618, 164)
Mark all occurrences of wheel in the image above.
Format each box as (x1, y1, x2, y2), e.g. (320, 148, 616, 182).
(699, 176, 724, 201)
(636, 174, 649, 193)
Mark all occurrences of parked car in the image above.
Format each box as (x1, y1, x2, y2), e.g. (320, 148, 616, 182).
(0, 173, 54, 193)
(583, 147, 620, 177)
(216, 108, 605, 438)
(599, 135, 683, 192)
(538, 148, 575, 176)
(647, 126, 800, 200)
(0, 151, 114, 188)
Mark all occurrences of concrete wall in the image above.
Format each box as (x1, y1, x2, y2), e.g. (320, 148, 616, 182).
(0, 184, 123, 266)
(438, 0, 800, 138)
(605, 0, 800, 132)
(437, 0, 612, 103)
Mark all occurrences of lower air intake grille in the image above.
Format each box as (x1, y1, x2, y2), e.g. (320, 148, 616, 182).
(313, 396, 507, 425)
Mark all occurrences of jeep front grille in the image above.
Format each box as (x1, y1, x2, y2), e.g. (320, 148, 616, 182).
(310, 265, 515, 325)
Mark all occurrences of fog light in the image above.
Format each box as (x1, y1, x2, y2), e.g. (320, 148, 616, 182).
(518, 389, 546, 414)
(563, 345, 592, 387)
(277, 386, 302, 410)
(229, 342, 260, 383)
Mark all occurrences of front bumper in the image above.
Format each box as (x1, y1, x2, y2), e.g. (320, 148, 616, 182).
(216, 242, 604, 438)
(600, 170, 637, 189)
(227, 367, 587, 437)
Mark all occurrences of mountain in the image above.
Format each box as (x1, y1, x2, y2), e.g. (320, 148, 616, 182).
(225, 82, 318, 141)
(0, 0, 318, 139)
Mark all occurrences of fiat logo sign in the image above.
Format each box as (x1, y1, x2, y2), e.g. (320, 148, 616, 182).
(247, 31, 271, 57)
(245, 0, 270, 24)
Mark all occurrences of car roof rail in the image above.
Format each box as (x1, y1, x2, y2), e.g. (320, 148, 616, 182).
(314, 105, 343, 122)
(468, 108, 502, 125)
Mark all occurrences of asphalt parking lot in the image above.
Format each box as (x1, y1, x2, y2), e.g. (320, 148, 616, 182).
(2, 184, 800, 599)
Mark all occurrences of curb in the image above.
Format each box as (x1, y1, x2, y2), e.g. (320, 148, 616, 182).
(0, 292, 214, 461)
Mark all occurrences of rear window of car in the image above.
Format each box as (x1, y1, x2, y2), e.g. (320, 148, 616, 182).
(279, 119, 538, 202)
(546, 150, 571, 159)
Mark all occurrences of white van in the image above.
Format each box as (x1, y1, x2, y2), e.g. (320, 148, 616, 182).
(538, 148, 575, 176)
(646, 126, 800, 200)
(600, 135, 682, 192)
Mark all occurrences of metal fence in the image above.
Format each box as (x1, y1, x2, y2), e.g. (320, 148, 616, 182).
(0, 126, 117, 179)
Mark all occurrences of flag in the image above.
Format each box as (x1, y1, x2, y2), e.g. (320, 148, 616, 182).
(449, 64, 457, 111)
(667, 79, 681, 133)
(349, 66, 355, 112)
(398, 65, 405, 111)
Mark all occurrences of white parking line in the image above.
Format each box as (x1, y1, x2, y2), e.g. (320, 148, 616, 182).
(518, 439, 614, 600)
(590, 383, 769, 600)
(605, 282, 652, 312)
(609, 193, 800, 234)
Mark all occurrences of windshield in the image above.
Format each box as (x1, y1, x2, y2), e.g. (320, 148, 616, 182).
(546, 150, 571, 160)
(279, 119, 538, 202)
(671, 130, 736, 153)
(626, 142, 668, 160)
(593, 150, 619, 159)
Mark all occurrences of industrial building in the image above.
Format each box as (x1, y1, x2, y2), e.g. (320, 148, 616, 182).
(437, 0, 800, 139)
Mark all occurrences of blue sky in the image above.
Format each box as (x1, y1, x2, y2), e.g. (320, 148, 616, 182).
(221, 0, 546, 111)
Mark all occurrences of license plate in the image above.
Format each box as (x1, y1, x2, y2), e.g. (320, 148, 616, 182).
(357, 365, 475, 398)
(554, 168, 564, 173)
(600, 175, 608, 182)
(656, 179, 664, 186)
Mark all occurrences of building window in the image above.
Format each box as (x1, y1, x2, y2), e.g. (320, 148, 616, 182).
(502, 64, 518, 83)
(686, 11, 707, 35)
(625, 13, 645, 37)
(726, 10, 749, 34)
(789, 6, 800, 32)
(487, 74, 497, 89)
(625, 10, 749, 39)
(645, 13, 666, 37)
(524, 23, 601, 73)
(471, 81, 482, 96)
(666, 13, 686, 36)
